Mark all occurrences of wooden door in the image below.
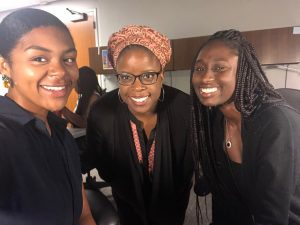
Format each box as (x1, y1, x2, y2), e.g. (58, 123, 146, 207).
(65, 15, 96, 111)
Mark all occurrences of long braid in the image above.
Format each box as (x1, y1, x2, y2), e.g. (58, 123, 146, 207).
(190, 29, 283, 223)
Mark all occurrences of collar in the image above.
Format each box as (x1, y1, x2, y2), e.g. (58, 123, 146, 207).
(0, 95, 67, 131)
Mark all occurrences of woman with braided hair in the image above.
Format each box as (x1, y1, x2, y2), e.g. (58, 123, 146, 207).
(191, 29, 300, 224)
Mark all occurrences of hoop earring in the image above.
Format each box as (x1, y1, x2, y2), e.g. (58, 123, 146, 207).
(118, 89, 124, 103)
(158, 87, 165, 102)
(1, 74, 12, 88)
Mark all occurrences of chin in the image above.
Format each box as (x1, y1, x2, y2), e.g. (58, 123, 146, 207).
(47, 102, 67, 112)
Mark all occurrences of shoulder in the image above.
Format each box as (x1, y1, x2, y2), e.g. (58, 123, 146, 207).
(245, 103, 300, 140)
(160, 85, 190, 123)
(90, 89, 119, 114)
(88, 89, 120, 126)
(0, 115, 24, 137)
(253, 103, 300, 127)
(162, 85, 190, 109)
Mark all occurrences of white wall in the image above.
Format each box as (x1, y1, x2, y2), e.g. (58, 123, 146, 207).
(97, 0, 300, 44)
(1, 0, 300, 93)
(96, 0, 300, 92)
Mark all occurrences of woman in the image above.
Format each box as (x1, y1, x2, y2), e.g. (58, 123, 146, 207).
(191, 29, 300, 224)
(0, 8, 95, 225)
(62, 66, 105, 128)
(84, 25, 194, 225)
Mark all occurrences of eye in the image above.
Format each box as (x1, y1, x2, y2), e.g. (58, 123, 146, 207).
(64, 57, 76, 64)
(213, 65, 226, 72)
(142, 72, 156, 79)
(194, 66, 206, 73)
(119, 73, 133, 80)
(32, 56, 47, 63)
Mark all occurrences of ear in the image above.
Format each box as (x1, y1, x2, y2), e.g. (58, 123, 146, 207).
(160, 72, 165, 83)
(0, 57, 12, 77)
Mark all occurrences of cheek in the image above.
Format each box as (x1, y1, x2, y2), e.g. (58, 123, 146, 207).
(191, 74, 200, 88)
(118, 86, 128, 99)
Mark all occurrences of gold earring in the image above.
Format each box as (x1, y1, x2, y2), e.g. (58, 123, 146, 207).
(2, 74, 11, 88)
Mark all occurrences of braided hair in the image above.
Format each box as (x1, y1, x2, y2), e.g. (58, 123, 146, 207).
(190, 29, 283, 223)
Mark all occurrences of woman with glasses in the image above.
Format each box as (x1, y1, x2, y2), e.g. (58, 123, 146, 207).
(83, 25, 194, 225)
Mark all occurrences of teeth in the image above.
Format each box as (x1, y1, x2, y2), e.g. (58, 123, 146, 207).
(42, 86, 65, 91)
(201, 87, 217, 93)
(131, 96, 148, 102)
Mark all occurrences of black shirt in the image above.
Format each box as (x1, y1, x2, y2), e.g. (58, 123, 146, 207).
(0, 96, 82, 225)
(85, 85, 194, 225)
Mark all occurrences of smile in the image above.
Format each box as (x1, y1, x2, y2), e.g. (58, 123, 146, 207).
(41, 85, 66, 91)
(131, 96, 149, 103)
(200, 87, 217, 94)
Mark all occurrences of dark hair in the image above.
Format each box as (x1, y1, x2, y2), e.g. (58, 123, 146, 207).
(0, 8, 74, 62)
(190, 29, 283, 222)
(75, 66, 105, 116)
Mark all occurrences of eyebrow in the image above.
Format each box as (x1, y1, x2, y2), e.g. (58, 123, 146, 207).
(24, 45, 77, 54)
(195, 58, 227, 64)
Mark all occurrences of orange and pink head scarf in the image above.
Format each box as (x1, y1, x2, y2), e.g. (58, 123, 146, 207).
(107, 25, 172, 70)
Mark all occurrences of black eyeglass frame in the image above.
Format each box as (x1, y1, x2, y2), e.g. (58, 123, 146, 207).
(116, 70, 162, 86)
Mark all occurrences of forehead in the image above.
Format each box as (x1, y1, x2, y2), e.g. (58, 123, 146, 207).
(117, 47, 161, 70)
(196, 41, 238, 62)
(16, 26, 74, 50)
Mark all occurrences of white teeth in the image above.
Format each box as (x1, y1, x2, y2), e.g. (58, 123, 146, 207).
(42, 86, 65, 91)
(201, 87, 217, 93)
(131, 96, 148, 102)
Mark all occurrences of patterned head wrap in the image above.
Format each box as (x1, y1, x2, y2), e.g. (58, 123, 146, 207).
(108, 25, 172, 70)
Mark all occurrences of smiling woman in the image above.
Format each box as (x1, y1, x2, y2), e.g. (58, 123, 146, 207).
(191, 29, 300, 225)
(0, 8, 95, 225)
(82, 25, 194, 225)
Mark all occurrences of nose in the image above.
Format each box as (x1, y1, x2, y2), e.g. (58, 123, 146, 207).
(132, 76, 145, 90)
(201, 69, 214, 82)
(48, 60, 67, 78)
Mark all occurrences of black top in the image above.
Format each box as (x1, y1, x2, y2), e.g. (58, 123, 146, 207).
(84, 85, 194, 225)
(0, 96, 82, 225)
(210, 103, 300, 225)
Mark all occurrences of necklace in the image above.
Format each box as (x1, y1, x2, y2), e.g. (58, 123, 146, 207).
(224, 118, 232, 149)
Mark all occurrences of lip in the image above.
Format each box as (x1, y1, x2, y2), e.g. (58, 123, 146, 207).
(40, 83, 72, 98)
(198, 86, 218, 98)
(130, 95, 149, 106)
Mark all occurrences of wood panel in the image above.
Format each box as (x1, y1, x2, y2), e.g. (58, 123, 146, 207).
(88, 27, 300, 73)
(89, 42, 174, 74)
(89, 46, 116, 74)
(243, 27, 300, 65)
(172, 27, 300, 71)
(172, 36, 209, 70)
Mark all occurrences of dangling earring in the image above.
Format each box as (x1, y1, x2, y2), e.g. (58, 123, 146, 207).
(2, 74, 12, 88)
(118, 89, 124, 103)
(158, 86, 165, 102)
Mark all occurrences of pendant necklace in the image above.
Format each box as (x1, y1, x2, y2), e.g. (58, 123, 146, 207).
(224, 118, 232, 149)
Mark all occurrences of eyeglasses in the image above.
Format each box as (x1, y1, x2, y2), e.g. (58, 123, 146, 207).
(116, 71, 161, 86)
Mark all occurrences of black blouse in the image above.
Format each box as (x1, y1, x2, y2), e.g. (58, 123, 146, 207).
(0, 96, 82, 225)
(85, 85, 194, 225)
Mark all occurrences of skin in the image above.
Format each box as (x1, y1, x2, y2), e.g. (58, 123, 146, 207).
(0, 26, 78, 127)
(192, 41, 243, 163)
(116, 47, 164, 138)
(0, 26, 95, 225)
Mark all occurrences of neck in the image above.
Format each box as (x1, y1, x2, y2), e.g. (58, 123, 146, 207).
(219, 102, 241, 125)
